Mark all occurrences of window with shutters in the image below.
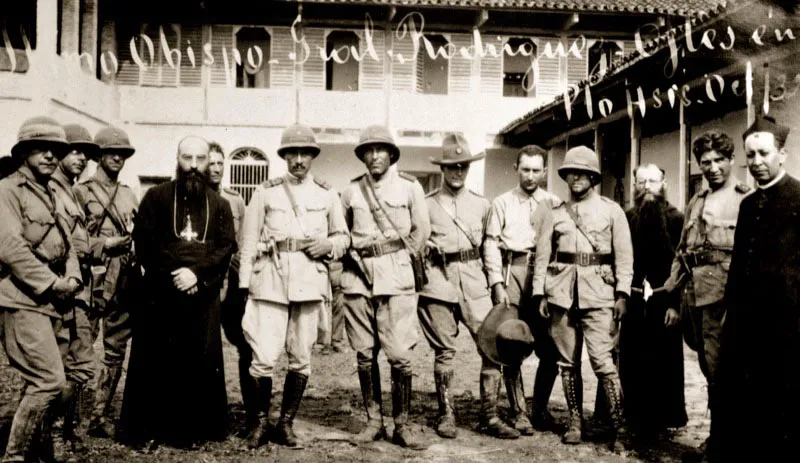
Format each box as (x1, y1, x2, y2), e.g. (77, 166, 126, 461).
(228, 147, 269, 204)
(588, 40, 624, 78)
(503, 38, 537, 98)
(139, 24, 180, 87)
(325, 31, 359, 91)
(235, 27, 271, 89)
(416, 34, 450, 95)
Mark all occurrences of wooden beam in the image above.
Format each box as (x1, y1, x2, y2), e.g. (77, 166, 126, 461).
(386, 6, 397, 23)
(563, 13, 580, 30)
(678, 102, 689, 209)
(474, 9, 489, 29)
(629, 114, 640, 209)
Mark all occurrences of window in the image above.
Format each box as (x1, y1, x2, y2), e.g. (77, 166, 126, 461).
(229, 147, 269, 204)
(588, 40, 623, 78)
(236, 27, 271, 89)
(325, 31, 359, 91)
(503, 38, 537, 98)
(416, 34, 449, 95)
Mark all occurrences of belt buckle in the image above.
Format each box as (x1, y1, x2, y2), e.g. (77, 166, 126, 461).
(685, 252, 698, 268)
(577, 252, 591, 266)
(369, 242, 382, 257)
(459, 249, 471, 262)
(285, 239, 295, 252)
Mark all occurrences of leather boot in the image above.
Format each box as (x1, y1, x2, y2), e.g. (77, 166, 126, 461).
(3, 397, 50, 462)
(238, 354, 259, 438)
(601, 375, 628, 453)
(503, 367, 533, 436)
(273, 371, 308, 448)
(39, 408, 67, 463)
(390, 369, 427, 450)
(88, 363, 123, 438)
(561, 368, 583, 444)
(247, 377, 273, 449)
(530, 360, 558, 430)
(63, 381, 86, 453)
(433, 370, 457, 438)
(351, 363, 386, 444)
(476, 370, 519, 439)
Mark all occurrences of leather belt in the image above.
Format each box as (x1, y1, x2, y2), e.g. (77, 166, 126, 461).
(555, 251, 613, 266)
(431, 247, 480, 266)
(358, 238, 405, 258)
(275, 238, 314, 252)
(502, 250, 535, 267)
(682, 249, 731, 269)
(631, 285, 667, 294)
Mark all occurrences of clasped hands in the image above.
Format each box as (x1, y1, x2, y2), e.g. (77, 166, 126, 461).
(172, 267, 199, 295)
(51, 277, 81, 300)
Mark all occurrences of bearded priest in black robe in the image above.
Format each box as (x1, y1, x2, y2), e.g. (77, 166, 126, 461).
(118, 136, 235, 449)
(618, 164, 687, 441)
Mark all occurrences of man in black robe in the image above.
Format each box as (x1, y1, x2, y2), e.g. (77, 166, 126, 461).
(118, 136, 235, 449)
(618, 164, 687, 442)
(716, 116, 800, 462)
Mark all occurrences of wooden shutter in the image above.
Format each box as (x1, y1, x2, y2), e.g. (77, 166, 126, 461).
(210, 25, 234, 87)
(392, 33, 415, 92)
(359, 29, 384, 91)
(535, 37, 561, 100)
(180, 24, 202, 87)
(301, 28, 325, 89)
(479, 39, 502, 96)
(449, 33, 472, 94)
(271, 27, 295, 88)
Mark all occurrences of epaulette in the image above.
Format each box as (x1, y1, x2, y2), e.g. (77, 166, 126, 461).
(735, 182, 752, 194)
(425, 188, 440, 198)
(350, 173, 367, 183)
(222, 187, 240, 196)
(468, 189, 484, 198)
(313, 177, 331, 190)
(261, 177, 284, 188)
(398, 171, 418, 183)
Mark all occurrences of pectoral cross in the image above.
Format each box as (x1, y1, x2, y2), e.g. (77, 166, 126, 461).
(180, 214, 198, 242)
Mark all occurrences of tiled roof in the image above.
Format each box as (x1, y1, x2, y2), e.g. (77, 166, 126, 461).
(295, 0, 728, 17)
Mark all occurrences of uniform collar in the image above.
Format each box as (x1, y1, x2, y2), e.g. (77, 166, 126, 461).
(285, 172, 312, 185)
(92, 167, 119, 186)
(18, 165, 48, 190)
(441, 183, 467, 198)
(371, 165, 397, 188)
(51, 166, 74, 191)
(513, 185, 547, 203)
(757, 169, 786, 190)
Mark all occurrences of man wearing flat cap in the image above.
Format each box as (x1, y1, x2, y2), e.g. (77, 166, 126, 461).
(0, 116, 82, 461)
(340, 125, 430, 450)
(73, 125, 139, 438)
(532, 145, 632, 452)
(716, 116, 800, 462)
(238, 124, 349, 449)
(418, 134, 520, 440)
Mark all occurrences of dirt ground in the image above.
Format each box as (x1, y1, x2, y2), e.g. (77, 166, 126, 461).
(1, 323, 710, 462)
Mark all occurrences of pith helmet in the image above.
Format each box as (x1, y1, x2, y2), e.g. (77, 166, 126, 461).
(94, 126, 135, 161)
(10, 116, 69, 159)
(558, 145, 601, 181)
(430, 133, 485, 166)
(355, 125, 400, 164)
(63, 123, 99, 159)
(477, 303, 536, 367)
(278, 123, 320, 158)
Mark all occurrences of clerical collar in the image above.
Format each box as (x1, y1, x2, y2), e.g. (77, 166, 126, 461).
(173, 183, 209, 243)
(757, 169, 786, 190)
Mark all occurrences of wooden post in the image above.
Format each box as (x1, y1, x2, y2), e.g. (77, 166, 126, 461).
(678, 102, 690, 209)
(629, 114, 640, 209)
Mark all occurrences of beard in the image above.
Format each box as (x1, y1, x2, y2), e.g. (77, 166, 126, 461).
(176, 166, 208, 200)
(630, 187, 673, 263)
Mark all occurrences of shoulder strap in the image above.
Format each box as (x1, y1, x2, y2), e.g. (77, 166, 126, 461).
(564, 202, 600, 252)
(21, 181, 71, 258)
(433, 195, 479, 248)
(85, 181, 124, 237)
(358, 177, 414, 252)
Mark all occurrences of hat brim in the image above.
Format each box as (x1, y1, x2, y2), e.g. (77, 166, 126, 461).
(90, 147, 135, 162)
(68, 142, 100, 159)
(277, 143, 321, 158)
(430, 151, 486, 166)
(478, 303, 533, 367)
(11, 139, 69, 159)
(558, 166, 602, 182)
(355, 142, 400, 164)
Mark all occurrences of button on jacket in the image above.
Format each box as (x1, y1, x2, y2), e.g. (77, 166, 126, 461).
(239, 173, 349, 304)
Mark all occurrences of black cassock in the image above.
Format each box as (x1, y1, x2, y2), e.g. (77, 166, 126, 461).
(619, 204, 688, 435)
(119, 180, 235, 447)
(717, 174, 800, 462)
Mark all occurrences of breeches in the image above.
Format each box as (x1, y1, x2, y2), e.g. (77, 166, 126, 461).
(55, 306, 95, 385)
(689, 301, 724, 383)
(91, 297, 132, 367)
(550, 304, 619, 378)
(344, 294, 419, 374)
(242, 299, 321, 378)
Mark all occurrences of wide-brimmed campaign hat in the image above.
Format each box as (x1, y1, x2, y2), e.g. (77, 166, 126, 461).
(10, 116, 69, 160)
(93, 126, 135, 161)
(477, 303, 536, 367)
(430, 133, 485, 166)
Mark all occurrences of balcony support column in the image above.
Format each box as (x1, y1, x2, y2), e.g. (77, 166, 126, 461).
(80, 0, 99, 74)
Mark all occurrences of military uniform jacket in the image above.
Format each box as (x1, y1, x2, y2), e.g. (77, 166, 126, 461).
(485, 186, 558, 287)
(533, 191, 633, 309)
(419, 185, 491, 304)
(220, 186, 245, 270)
(239, 173, 349, 305)
(73, 168, 139, 303)
(665, 179, 750, 307)
(0, 166, 81, 316)
(340, 166, 431, 297)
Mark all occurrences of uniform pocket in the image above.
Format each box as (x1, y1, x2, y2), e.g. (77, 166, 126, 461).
(265, 204, 290, 233)
(305, 203, 329, 234)
(382, 196, 411, 234)
(21, 205, 56, 247)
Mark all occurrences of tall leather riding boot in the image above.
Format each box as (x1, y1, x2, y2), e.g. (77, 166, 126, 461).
(247, 377, 273, 449)
(601, 375, 627, 453)
(88, 363, 123, 438)
(390, 368, 427, 450)
(530, 360, 558, 430)
(594, 350, 616, 426)
(352, 363, 386, 444)
(503, 367, 533, 435)
(433, 370, 457, 438)
(273, 371, 308, 448)
(238, 353, 259, 437)
(3, 397, 50, 462)
(561, 368, 583, 444)
(39, 406, 67, 463)
(477, 370, 519, 439)
(62, 381, 87, 453)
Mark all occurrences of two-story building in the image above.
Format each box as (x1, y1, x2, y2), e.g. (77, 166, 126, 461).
(1, 0, 726, 201)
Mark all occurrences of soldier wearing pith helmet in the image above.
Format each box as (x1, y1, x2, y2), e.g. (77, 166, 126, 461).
(239, 123, 349, 449)
(532, 145, 633, 452)
(1, 116, 83, 461)
(418, 133, 520, 439)
(340, 125, 430, 450)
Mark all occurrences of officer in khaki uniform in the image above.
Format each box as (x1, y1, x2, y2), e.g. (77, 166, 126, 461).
(484, 145, 560, 435)
(1, 116, 82, 461)
(418, 134, 519, 440)
(533, 146, 633, 452)
(341, 125, 430, 450)
(239, 124, 349, 449)
(663, 129, 750, 459)
(73, 126, 139, 438)
(46, 123, 100, 455)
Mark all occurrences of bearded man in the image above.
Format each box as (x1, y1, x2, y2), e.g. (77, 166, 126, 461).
(118, 136, 235, 449)
(618, 164, 687, 442)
